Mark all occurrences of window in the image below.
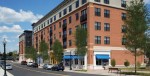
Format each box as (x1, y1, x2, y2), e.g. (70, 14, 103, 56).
(59, 32, 61, 38)
(69, 16, 72, 24)
(104, 23, 110, 31)
(69, 40, 72, 46)
(76, 0, 79, 8)
(122, 25, 126, 33)
(59, 22, 61, 28)
(121, 0, 126, 8)
(95, 0, 100, 2)
(81, 22, 87, 29)
(54, 34, 56, 39)
(47, 20, 49, 25)
(95, 36, 101, 44)
(104, 0, 109, 4)
(96, 59, 102, 65)
(75, 25, 79, 30)
(54, 25, 56, 30)
(104, 9, 110, 18)
(122, 37, 126, 45)
(63, 8, 67, 15)
(81, 9, 87, 16)
(122, 13, 126, 20)
(59, 12, 61, 18)
(75, 13, 79, 20)
(95, 8, 101, 16)
(82, 0, 87, 4)
(50, 18, 53, 23)
(69, 5, 72, 12)
(95, 22, 101, 30)
(69, 28, 72, 35)
(54, 15, 56, 21)
(104, 36, 110, 44)
(96, 59, 109, 65)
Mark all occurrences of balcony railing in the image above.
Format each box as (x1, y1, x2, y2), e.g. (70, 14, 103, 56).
(80, 14, 87, 22)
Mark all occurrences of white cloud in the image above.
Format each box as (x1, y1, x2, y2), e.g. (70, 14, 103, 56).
(0, 6, 43, 23)
(0, 35, 11, 42)
(144, 0, 150, 4)
(0, 25, 23, 33)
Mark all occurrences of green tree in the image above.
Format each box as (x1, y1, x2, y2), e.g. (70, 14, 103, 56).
(124, 0, 149, 73)
(39, 40, 49, 62)
(75, 26, 87, 68)
(25, 46, 37, 62)
(12, 50, 18, 60)
(52, 39, 63, 63)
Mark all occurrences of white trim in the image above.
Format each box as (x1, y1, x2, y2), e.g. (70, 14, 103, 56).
(93, 46, 127, 51)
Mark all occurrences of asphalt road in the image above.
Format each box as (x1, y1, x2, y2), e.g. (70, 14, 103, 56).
(8, 62, 104, 76)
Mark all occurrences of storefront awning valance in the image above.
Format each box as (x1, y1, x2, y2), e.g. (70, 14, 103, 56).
(96, 54, 110, 59)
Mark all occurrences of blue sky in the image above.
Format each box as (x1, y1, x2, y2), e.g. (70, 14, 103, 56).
(0, 0, 150, 53)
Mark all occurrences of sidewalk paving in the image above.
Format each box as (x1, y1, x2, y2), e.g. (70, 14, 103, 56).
(0, 67, 14, 76)
(64, 67, 121, 76)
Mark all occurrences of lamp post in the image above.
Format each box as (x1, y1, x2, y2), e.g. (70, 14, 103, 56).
(3, 38, 7, 76)
(70, 51, 72, 70)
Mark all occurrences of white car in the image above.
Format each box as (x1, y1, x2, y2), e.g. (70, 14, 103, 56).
(2, 64, 12, 70)
(27, 62, 33, 67)
(43, 64, 53, 70)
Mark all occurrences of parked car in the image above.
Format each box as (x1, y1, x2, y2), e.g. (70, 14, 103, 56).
(21, 61, 27, 65)
(51, 63, 64, 71)
(2, 63, 12, 70)
(27, 62, 33, 67)
(43, 64, 53, 70)
(31, 63, 38, 68)
(0, 60, 4, 67)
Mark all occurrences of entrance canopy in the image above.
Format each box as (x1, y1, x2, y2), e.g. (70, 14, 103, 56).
(96, 54, 110, 59)
(63, 55, 83, 59)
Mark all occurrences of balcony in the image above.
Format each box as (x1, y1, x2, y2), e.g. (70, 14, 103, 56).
(50, 30, 53, 36)
(62, 23, 67, 29)
(121, 4, 126, 8)
(80, 14, 87, 22)
(63, 34, 67, 40)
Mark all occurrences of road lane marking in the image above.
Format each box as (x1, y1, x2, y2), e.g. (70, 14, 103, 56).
(12, 64, 70, 76)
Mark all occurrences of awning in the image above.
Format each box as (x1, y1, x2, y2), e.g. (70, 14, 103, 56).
(63, 55, 83, 59)
(96, 54, 110, 59)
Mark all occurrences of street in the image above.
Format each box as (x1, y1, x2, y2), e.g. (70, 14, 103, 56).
(8, 62, 104, 76)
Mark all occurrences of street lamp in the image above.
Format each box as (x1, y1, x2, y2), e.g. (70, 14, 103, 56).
(3, 38, 7, 76)
(70, 51, 72, 70)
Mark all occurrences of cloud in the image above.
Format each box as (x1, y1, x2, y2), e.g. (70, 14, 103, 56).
(144, 0, 150, 4)
(0, 25, 23, 33)
(0, 6, 43, 23)
(0, 35, 11, 42)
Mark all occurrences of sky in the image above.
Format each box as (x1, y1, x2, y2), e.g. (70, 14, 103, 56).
(0, 0, 150, 53)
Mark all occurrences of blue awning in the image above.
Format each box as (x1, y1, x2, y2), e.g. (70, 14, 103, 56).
(63, 55, 82, 59)
(96, 54, 110, 59)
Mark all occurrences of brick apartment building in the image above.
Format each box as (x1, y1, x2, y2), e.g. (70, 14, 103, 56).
(32, 0, 144, 70)
(19, 30, 33, 62)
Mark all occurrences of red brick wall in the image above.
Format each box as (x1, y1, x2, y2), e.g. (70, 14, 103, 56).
(111, 50, 144, 65)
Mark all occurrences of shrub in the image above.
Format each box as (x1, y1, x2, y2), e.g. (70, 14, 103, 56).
(124, 60, 130, 67)
(111, 59, 116, 67)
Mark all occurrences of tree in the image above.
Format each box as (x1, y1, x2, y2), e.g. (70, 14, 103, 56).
(25, 46, 37, 62)
(75, 26, 87, 68)
(124, 0, 149, 73)
(52, 39, 63, 63)
(39, 40, 49, 62)
(12, 50, 18, 60)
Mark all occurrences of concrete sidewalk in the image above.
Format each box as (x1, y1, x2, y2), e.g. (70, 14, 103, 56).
(0, 67, 14, 76)
(64, 67, 121, 76)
